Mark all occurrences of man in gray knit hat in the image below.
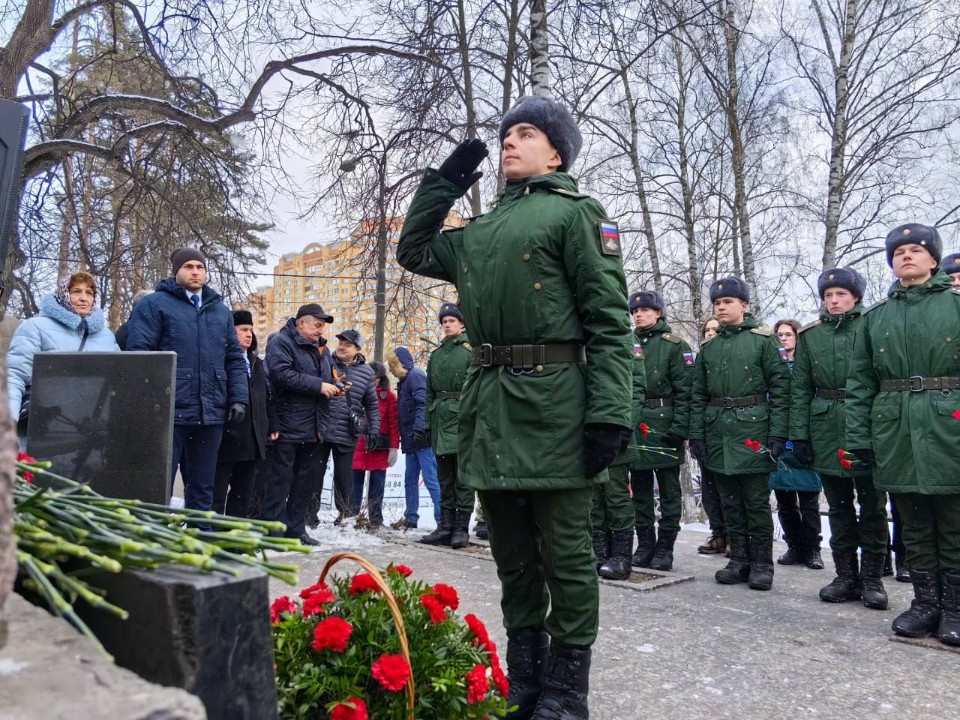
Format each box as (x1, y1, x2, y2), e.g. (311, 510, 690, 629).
(397, 96, 632, 719)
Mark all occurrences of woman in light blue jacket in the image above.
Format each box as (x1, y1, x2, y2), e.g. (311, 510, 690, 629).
(7, 271, 119, 433)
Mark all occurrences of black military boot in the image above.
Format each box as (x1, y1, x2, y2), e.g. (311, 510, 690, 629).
(938, 570, 960, 646)
(895, 554, 910, 582)
(599, 531, 633, 580)
(450, 510, 471, 549)
(631, 524, 656, 568)
(747, 536, 774, 591)
(649, 529, 678, 571)
(505, 628, 550, 720)
(419, 508, 454, 546)
(892, 569, 941, 638)
(859, 551, 889, 610)
(777, 544, 802, 565)
(716, 535, 751, 585)
(819, 551, 861, 603)
(530, 642, 591, 720)
(591, 530, 609, 573)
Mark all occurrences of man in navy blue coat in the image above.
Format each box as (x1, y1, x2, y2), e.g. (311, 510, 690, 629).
(127, 248, 249, 512)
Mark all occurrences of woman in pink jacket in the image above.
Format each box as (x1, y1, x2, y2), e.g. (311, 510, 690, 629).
(352, 361, 400, 529)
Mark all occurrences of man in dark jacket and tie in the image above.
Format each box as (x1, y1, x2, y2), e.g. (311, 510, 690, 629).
(127, 248, 249, 512)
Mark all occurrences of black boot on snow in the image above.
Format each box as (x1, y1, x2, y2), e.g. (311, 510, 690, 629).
(716, 535, 751, 585)
(777, 545, 802, 565)
(938, 570, 960, 647)
(530, 642, 591, 720)
(419, 508, 454, 546)
(860, 551, 889, 610)
(599, 531, 633, 580)
(819, 551, 861, 603)
(892, 569, 941, 638)
(748, 537, 775, 591)
(592, 530, 609, 573)
(505, 627, 550, 720)
(631, 524, 656, 568)
(450, 510, 471, 549)
(649, 529, 678, 571)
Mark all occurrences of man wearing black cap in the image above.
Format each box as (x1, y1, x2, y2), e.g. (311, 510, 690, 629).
(127, 248, 249, 513)
(626, 289, 693, 573)
(689, 276, 790, 591)
(214, 310, 278, 518)
(940, 252, 960, 292)
(420, 303, 475, 548)
(790, 268, 889, 611)
(846, 224, 960, 646)
(261, 304, 342, 546)
(398, 95, 632, 719)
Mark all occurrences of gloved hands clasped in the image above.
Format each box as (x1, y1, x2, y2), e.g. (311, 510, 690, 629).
(227, 403, 247, 425)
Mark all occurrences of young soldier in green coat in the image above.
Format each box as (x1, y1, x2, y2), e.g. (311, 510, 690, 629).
(846, 224, 960, 646)
(592, 308, 646, 580)
(941, 252, 960, 292)
(397, 96, 633, 719)
(790, 268, 889, 610)
(689, 277, 790, 591)
(420, 302, 474, 549)
(627, 290, 694, 572)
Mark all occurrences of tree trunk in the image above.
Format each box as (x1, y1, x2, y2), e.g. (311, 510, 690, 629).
(672, 40, 702, 321)
(456, 0, 482, 216)
(529, 0, 551, 95)
(497, 0, 520, 192)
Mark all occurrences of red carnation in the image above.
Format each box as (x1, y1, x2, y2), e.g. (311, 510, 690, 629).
(745, 439, 762, 452)
(639, 422, 650, 438)
(388, 564, 414, 577)
(420, 593, 447, 623)
(349, 572, 381, 595)
(303, 590, 335, 617)
(371, 653, 411, 692)
(300, 581, 334, 600)
(840, 458, 853, 470)
(953, 410, 960, 420)
(16, 452, 36, 483)
(311, 616, 353, 653)
(270, 596, 298, 624)
(431, 583, 460, 610)
(491, 658, 509, 697)
(464, 613, 491, 647)
(837, 449, 846, 459)
(466, 663, 490, 704)
(330, 697, 367, 720)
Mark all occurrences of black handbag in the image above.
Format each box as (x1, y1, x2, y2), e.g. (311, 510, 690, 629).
(349, 409, 369, 437)
(366, 433, 391, 450)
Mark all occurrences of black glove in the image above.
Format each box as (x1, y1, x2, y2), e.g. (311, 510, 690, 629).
(661, 432, 686, 449)
(227, 403, 247, 425)
(767, 436, 788, 461)
(791, 439, 814, 467)
(411, 429, 431, 449)
(689, 439, 706, 463)
(583, 423, 629, 478)
(851, 448, 876, 468)
(437, 139, 488, 192)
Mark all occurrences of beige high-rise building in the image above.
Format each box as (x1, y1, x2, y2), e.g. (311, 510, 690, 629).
(238, 218, 458, 362)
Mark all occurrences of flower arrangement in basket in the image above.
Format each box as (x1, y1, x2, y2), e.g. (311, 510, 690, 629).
(271, 552, 510, 719)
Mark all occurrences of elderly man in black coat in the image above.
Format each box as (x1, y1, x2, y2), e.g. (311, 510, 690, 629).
(214, 310, 278, 517)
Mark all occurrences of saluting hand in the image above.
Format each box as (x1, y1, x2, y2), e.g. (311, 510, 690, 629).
(437, 139, 489, 192)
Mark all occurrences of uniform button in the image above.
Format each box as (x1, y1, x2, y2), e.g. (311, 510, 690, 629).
(947, 337, 953, 342)
(534, 282, 542, 290)
(535, 365, 544, 372)
(523, 253, 531, 261)
(463, 266, 469, 274)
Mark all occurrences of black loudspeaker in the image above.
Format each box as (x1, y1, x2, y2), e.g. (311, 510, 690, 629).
(0, 99, 30, 303)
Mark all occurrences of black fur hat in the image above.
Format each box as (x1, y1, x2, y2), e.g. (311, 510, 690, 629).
(709, 276, 750, 303)
(817, 267, 867, 301)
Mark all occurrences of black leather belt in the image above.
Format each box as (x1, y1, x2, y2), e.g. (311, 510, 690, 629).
(644, 397, 674, 408)
(879, 376, 960, 392)
(436, 391, 460, 400)
(708, 394, 766, 408)
(471, 343, 586, 369)
(815, 388, 846, 400)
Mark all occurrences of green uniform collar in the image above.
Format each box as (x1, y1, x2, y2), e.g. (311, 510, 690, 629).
(441, 332, 470, 347)
(497, 172, 578, 206)
(819, 304, 864, 327)
(888, 271, 953, 299)
(716, 312, 759, 336)
(635, 318, 672, 339)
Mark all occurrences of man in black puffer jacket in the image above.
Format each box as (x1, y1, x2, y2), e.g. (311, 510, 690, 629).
(307, 329, 381, 526)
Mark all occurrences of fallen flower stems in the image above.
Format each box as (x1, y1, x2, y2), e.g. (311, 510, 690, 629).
(13, 457, 309, 654)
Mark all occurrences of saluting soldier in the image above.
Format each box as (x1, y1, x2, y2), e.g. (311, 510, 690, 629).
(397, 96, 633, 719)
(689, 277, 790, 591)
(592, 306, 646, 580)
(789, 268, 889, 611)
(419, 302, 474, 548)
(941, 252, 960, 292)
(846, 224, 960, 646)
(627, 290, 694, 572)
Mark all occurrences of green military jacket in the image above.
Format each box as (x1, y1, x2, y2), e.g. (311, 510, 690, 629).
(397, 170, 633, 491)
(426, 332, 472, 456)
(846, 273, 960, 494)
(789, 305, 869, 477)
(632, 319, 694, 470)
(611, 338, 647, 467)
(689, 313, 791, 474)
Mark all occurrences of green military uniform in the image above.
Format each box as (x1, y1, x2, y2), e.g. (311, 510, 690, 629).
(398, 169, 632, 646)
(790, 307, 887, 557)
(846, 272, 960, 573)
(690, 312, 790, 586)
(427, 331, 474, 515)
(631, 320, 694, 542)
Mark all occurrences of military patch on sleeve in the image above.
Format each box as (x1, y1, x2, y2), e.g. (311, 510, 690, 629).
(598, 221, 622, 256)
(682, 351, 695, 366)
(633, 342, 645, 359)
(778, 346, 789, 362)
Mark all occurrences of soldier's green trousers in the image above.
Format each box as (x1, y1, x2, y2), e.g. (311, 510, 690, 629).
(479, 487, 598, 647)
(631, 465, 682, 533)
(896, 493, 960, 572)
(591, 465, 633, 533)
(435, 453, 474, 514)
(714, 472, 774, 540)
(821, 474, 887, 555)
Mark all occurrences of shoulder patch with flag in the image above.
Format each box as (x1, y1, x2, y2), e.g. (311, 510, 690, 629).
(597, 220, 621, 256)
(633, 342, 644, 359)
(682, 351, 694, 366)
(778, 346, 789, 362)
